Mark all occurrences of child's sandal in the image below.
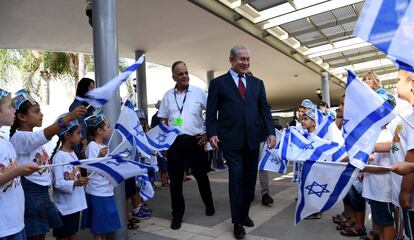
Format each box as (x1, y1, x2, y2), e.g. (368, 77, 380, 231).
(336, 220, 355, 230)
(129, 218, 140, 224)
(359, 231, 379, 240)
(127, 220, 139, 230)
(340, 225, 366, 237)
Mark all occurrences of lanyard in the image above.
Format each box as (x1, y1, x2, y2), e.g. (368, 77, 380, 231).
(174, 90, 188, 116)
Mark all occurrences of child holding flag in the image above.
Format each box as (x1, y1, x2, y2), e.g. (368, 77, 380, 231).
(0, 88, 39, 239)
(81, 113, 121, 240)
(389, 69, 414, 239)
(9, 89, 86, 240)
(51, 118, 89, 239)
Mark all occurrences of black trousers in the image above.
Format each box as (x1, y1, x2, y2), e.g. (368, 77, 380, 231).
(222, 146, 259, 224)
(168, 135, 214, 220)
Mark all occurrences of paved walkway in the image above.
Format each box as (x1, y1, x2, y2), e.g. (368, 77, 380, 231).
(48, 168, 365, 239)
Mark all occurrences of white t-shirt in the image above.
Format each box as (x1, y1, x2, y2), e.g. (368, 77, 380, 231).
(0, 137, 25, 238)
(52, 150, 87, 215)
(362, 128, 393, 202)
(158, 85, 207, 136)
(10, 130, 51, 186)
(390, 110, 414, 210)
(85, 141, 114, 197)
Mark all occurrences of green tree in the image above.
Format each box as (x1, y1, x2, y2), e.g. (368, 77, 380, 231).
(0, 49, 92, 104)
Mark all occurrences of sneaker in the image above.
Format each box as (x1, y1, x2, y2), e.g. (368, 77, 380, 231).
(132, 207, 152, 220)
(141, 205, 153, 214)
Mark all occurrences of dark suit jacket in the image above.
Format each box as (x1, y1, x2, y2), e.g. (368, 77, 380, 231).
(206, 71, 274, 150)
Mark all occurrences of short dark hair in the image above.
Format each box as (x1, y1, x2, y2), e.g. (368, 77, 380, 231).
(171, 61, 186, 73)
(76, 78, 95, 97)
(318, 101, 329, 108)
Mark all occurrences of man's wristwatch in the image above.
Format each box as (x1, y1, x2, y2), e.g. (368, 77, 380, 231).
(57, 118, 67, 128)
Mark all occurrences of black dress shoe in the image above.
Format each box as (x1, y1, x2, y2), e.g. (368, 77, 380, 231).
(170, 218, 182, 230)
(206, 206, 215, 216)
(243, 216, 254, 227)
(233, 223, 246, 239)
(261, 193, 274, 206)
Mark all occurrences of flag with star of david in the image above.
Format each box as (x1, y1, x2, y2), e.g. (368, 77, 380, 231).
(114, 99, 153, 158)
(278, 127, 347, 162)
(354, 0, 414, 72)
(315, 115, 344, 145)
(76, 55, 145, 108)
(343, 70, 396, 169)
(136, 174, 155, 201)
(295, 161, 358, 224)
(70, 154, 148, 186)
(258, 129, 287, 173)
(146, 123, 180, 151)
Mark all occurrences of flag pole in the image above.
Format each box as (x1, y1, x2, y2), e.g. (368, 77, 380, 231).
(42, 154, 127, 168)
(288, 159, 390, 170)
(397, 113, 414, 130)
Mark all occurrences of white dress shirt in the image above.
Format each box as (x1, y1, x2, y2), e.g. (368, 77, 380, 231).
(158, 85, 207, 136)
(229, 69, 247, 89)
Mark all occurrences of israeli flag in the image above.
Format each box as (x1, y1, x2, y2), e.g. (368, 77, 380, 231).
(115, 99, 153, 158)
(258, 129, 287, 174)
(146, 123, 180, 151)
(343, 70, 396, 170)
(315, 115, 344, 145)
(76, 55, 145, 108)
(279, 127, 346, 162)
(136, 174, 155, 201)
(315, 106, 325, 128)
(354, 0, 414, 70)
(71, 155, 147, 186)
(295, 161, 358, 224)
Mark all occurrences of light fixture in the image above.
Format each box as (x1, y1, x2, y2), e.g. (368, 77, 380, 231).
(316, 88, 322, 100)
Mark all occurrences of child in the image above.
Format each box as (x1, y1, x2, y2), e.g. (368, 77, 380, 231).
(363, 127, 395, 240)
(299, 108, 323, 220)
(0, 88, 39, 240)
(300, 108, 316, 134)
(389, 69, 414, 239)
(81, 113, 121, 240)
(390, 162, 414, 175)
(130, 111, 153, 221)
(52, 118, 89, 240)
(9, 89, 86, 240)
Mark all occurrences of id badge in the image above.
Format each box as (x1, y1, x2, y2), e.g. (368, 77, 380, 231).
(173, 117, 184, 126)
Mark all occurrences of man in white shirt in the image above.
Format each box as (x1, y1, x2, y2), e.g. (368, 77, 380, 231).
(158, 61, 214, 230)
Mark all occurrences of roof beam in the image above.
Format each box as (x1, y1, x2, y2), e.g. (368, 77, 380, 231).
(259, 0, 364, 29)
(322, 49, 378, 62)
(330, 54, 384, 68)
(301, 30, 353, 46)
(287, 15, 358, 37)
(356, 67, 398, 76)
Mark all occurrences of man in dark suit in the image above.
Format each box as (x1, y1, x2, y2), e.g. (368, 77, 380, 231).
(206, 45, 276, 239)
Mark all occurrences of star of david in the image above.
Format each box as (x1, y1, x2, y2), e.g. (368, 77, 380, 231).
(105, 159, 129, 167)
(138, 177, 147, 189)
(342, 119, 349, 134)
(305, 181, 330, 197)
(119, 148, 131, 157)
(270, 156, 280, 165)
(133, 122, 145, 136)
(304, 141, 314, 150)
(156, 133, 167, 143)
